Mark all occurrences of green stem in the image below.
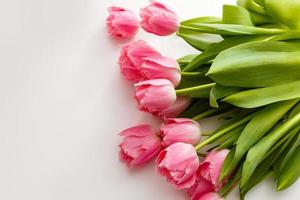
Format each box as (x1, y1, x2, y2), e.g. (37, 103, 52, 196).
(176, 83, 215, 96)
(179, 25, 201, 31)
(202, 130, 214, 136)
(193, 108, 220, 121)
(181, 72, 202, 76)
(195, 114, 253, 151)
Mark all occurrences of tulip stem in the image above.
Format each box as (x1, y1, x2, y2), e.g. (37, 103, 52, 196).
(202, 130, 214, 136)
(192, 108, 220, 121)
(194, 114, 254, 151)
(175, 83, 215, 96)
(181, 72, 203, 76)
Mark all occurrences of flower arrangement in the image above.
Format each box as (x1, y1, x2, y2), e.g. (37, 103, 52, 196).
(107, 0, 300, 199)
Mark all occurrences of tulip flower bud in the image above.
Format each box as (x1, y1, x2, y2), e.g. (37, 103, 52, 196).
(198, 192, 224, 200)
(140, 56, 181, 86)
(140, 1, 179, 36)
(153, 96, 191, 119)
(106, 6, 139, 38)
(135, 79, 176, 113)
(119, 40, 161, 82)
(119, 124, 162, 167)
(156, 142, 199, 189)
(199, 150, 229, 189)
(160, 118, 201, 146)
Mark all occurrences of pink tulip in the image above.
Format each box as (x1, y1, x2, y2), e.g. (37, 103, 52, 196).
(156, 142, 199, 189)
(135, 79, 176, 113)
(160, 118, 201, 146)
(119, 124, 162, 167)
(140, 56, 181, 86)
(119, 40, 161, 82)
(187, 176, 215, 200)
(106, 6, 139, 38)
(199, 150, 230, 190)
(153, 96, 191, 119)
(198, 193, 224, 200)
(140, 1, 179, 36)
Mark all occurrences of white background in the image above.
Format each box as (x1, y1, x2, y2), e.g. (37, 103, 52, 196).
(0, 0, 299, 199)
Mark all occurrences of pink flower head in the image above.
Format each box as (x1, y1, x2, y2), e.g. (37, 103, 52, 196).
(140, 1, 179, 36)
(198, 193, 224, 200)
(160, 118, 201, 146)
(187, 176, 215, 200)
(118, 40, 161, 82)
(140, 56, 181, 86)
(135, 79, 176, 113)
(199, 150, 230, 190)
(153, 96, 191, 119)
(106, 6, 139, 38)
(119, 124, 162, 167)
(156, 142, 199, 189)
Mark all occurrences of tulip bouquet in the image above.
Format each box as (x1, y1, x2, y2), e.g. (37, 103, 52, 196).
(107, 0, 300, 200)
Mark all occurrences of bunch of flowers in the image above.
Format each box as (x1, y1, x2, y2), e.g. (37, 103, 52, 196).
(107, 1, 300, 199)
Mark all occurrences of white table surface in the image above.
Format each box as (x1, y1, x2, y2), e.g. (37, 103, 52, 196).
(0, 0, 299, 199)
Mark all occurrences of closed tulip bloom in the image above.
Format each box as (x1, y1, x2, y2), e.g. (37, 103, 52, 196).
(119, 124, 162, 167)
(199, 150, 230, 190)
(156, 142, 199, 189)
(198, 193, 224, 200)
(153, 96, 191, 119)
(135, 79, 176, 113)
(187, 176, 215, 200)
(140, 1, 179, 36)
(160, 118, 201, 146)
(106, 6, 139, 38)
(119, 40, 161, 82)
(140, 56, 181, 86)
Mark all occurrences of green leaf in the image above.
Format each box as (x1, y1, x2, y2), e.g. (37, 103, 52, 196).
(277, 145, 300, 191)
(222, 5, 253, 26)
(209, 84, 242, 108)
(178, 17, 223, 51)
(269, 31, 300, 42)
(180, 16, 221, 26)
(182, 35, 269, 72)
(195, 113, 254, 151)
(246, 0, 268, 15)
(180, 23, 285, 36)
(177, 27, 222, 51)
(176, 83, 215, 98)
(222, 100, 298, 178)
(249, 11, 274, 25)
(241, 125, 299, 198)
(273, 132, 300, 181)
(265, 0, 300, 29)
(177, 54, 197, 65)
(241, 112, 300, 186)
(208, 41, 300, 88)
(223, 82, 300, 108)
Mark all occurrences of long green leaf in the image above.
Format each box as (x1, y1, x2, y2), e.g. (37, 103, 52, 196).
(181, 23, 285, 36)
(210, 84, 242, 108)
(241, 126, 299, 199)
(183, 35, 269, 72)
(265, 0, 300, 29)
(277, 145, 300, 191)
(177, 28, 222, 51)
(222, 100, 298, 178)
(180, 16, 221, 26)
(222, 5, 253, 26)
(178, 16, 222, 51)
(208, 41, 300, 88)
(241, 112, 300, 186)
(223, 82, 300, 108)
